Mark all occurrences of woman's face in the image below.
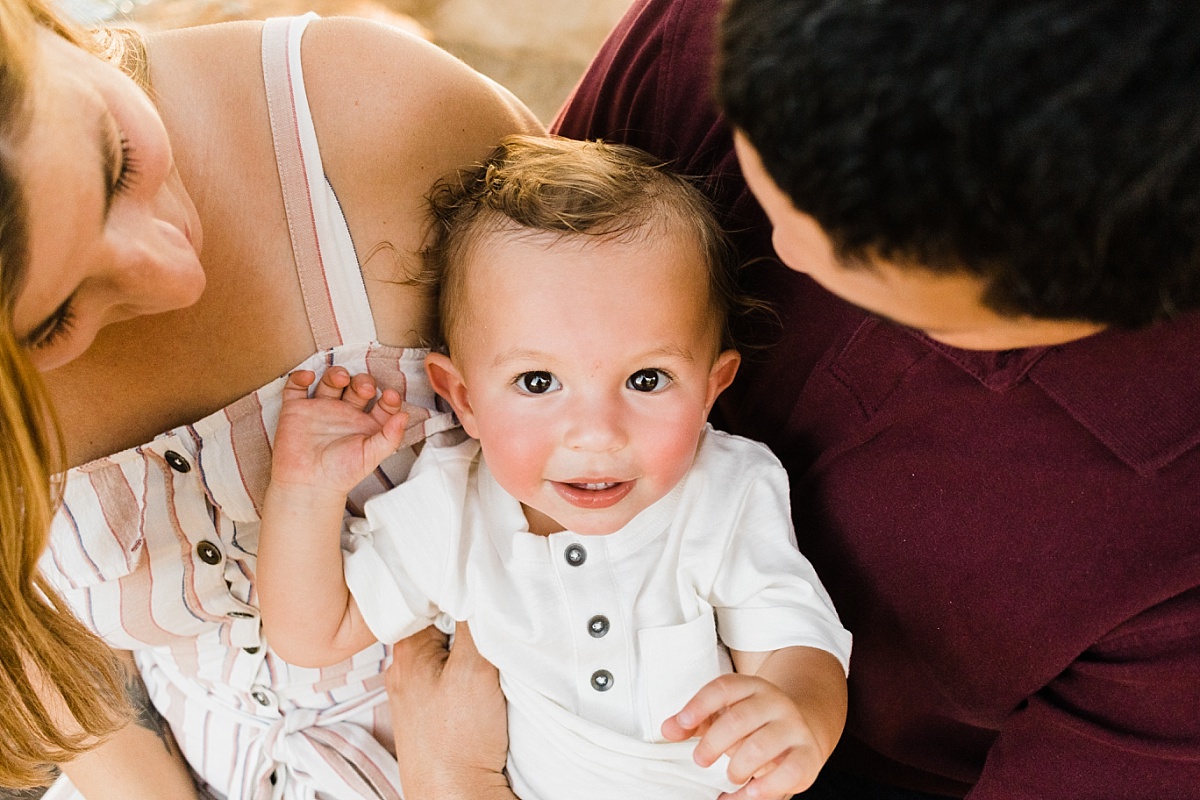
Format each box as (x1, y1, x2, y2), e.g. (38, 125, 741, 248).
(10, 28, 204, 371)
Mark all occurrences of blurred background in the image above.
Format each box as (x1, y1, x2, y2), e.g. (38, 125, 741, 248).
(61, 0, 637, 122)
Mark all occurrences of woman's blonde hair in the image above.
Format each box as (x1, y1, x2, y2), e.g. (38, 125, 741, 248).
(0, 0, 129, 787)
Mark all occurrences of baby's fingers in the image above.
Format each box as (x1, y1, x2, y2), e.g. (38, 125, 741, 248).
(724, 748, 816, 800)
(721, 710, 824, 796)
(312, 366, 353, 399)
(368, 388, 407, 449)
(666, 675, 759, 759)
(282, 370, 317, 401)
(341, 372, 378, 411)
(363, 411, 410, 467)
(370, 387, 405, 425)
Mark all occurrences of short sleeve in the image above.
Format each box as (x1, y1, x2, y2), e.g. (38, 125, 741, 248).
(342, 440, 477, 643)
(703, 437, 853, 672)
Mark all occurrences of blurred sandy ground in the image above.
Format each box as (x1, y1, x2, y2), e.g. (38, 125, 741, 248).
(77, 0, 637, 123)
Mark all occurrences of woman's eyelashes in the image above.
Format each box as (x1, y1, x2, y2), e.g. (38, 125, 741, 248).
(512, 369, 675, 396)
(30, 298, 77, 351)
(112, 134, 139, 197)
(102, 118, 139, 204)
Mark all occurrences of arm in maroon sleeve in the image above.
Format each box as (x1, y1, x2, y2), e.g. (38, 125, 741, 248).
(969, 587, 1200, 800)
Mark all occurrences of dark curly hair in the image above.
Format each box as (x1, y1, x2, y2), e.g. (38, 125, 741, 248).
(718, 0, 1200, 327)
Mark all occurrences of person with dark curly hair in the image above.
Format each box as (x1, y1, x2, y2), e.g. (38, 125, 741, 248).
(548, 1, 1200, 798)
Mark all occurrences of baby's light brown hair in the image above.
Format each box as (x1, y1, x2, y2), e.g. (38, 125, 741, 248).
(421, 134, 743, 355)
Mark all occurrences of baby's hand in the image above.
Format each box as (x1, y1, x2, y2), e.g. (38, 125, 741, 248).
(271, 367, 408, 495)
(662, 673, 824, 800)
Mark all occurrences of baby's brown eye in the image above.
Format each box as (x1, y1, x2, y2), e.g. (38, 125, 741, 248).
(516, 371, 561, 395)
(627, 369, 670, 393)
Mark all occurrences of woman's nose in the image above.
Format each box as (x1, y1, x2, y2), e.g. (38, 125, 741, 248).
(106, 204, 201, 311)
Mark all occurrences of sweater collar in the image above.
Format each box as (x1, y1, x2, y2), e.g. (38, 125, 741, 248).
(910, 311, 1200, 476)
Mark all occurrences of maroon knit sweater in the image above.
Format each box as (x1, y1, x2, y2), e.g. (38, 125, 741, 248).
(554, 1, 1200, 797)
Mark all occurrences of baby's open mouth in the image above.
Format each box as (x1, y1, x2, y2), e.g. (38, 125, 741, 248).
(552, 480, 634, 509)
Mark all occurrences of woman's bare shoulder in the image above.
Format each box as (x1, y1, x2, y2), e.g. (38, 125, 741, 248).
(145, 16, 539, 188)
(299, 16, 543, 172)
(144, 20, 266, 99)
(296, 17, 544, 346)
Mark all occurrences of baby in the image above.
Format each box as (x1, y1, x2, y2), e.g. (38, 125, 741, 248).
(258, 135, 852, 800)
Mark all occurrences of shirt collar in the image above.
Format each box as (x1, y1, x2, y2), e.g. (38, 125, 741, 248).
(917, 334, 1051, 392)
(912, 311, 1200, 476)
(1027, 312, 1200, 476)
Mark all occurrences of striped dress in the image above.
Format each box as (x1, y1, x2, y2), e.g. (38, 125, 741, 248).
(38, 16, 454, 800)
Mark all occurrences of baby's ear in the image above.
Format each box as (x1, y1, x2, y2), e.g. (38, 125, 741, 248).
(705, 349, 741, 410)
(425, 353, 480, 438)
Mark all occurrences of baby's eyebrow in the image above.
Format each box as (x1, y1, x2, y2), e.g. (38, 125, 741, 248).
(639, 345, 697, 364)
(492, 347, 551, 368)
(491, 345, 698, 369)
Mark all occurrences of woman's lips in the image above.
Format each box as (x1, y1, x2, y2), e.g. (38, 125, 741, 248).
(552, 480, 634, 509)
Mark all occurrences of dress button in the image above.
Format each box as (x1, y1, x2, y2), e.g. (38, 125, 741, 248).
(587, 615, 610, 638)
(243, 646, 260, 655)
(164, 450, 191, 473)
(251, 688, 273, 706)
(590, 669, 614, 692)
(228, 611, 255, 619)
(564, 543, 587, 567)
(196, 540, 222, 565)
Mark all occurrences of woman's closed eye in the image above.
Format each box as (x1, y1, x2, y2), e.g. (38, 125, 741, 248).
(514, 371, 562, 395)
(102, 119, 140, 210)
(27, 297, 78, 352)
(626, 368, 672, 393)
(112, 134, 140, 197)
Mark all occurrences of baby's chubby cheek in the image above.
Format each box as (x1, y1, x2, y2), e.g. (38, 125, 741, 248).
(476, 436, 552, 498)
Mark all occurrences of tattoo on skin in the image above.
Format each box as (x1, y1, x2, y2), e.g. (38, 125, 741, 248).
(125, 671, 181, 757)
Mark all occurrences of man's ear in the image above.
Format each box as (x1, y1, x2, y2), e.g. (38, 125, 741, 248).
(705, 349, 741, 411)
(425, 353, 480, 438)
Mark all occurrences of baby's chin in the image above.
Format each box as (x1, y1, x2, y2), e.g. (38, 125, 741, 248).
(522, 508, 633, 538)
(535, 499, 667, 538)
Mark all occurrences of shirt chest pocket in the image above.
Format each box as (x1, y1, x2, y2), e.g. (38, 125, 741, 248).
(48, 448, 248, 631)
(47, 456, 157, 591)
(637, 608, 727, 742)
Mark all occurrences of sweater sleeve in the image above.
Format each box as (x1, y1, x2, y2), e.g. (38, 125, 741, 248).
(967, 585, 1200, 799)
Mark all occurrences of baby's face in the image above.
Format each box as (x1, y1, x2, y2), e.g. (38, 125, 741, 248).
(427, 227, 739, 536)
